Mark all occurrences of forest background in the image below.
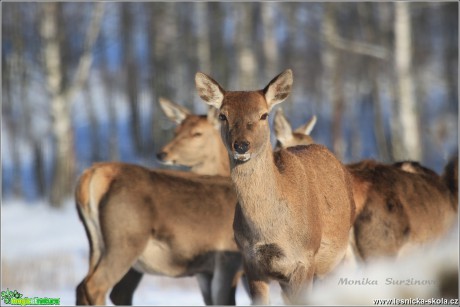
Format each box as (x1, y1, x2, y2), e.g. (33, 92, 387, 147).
(2, 2, 458, 207)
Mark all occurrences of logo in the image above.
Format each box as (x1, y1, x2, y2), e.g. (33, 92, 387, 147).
(1, 289, 60, 306)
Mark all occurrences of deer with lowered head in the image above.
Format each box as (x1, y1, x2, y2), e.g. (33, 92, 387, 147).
(273, 109, 458, 261)
(76, 99, 246, 305)
(195, 69, 356, 304)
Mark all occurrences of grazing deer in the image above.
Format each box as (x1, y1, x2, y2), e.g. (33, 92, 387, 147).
(75, 163, 242, 305)
(195, 69, 356, 304)
(156, 97, 230, 177)
(273, 110, 458, 261)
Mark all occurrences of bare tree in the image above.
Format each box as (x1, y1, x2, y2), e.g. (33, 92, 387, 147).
(120, 3, 143, 154)
(83, 79, 100, 161)
(99, 30, 119, 161)
(195, 3, 211, 74)
(40, 3, 104, 207)
(261, 2, 279, 78)
(233, 3, 257, 89)
(322, 3, 346, 159)
(392, 2, 421, 161)
(2, 53, 23, 198)
(3, 5, 23, 198)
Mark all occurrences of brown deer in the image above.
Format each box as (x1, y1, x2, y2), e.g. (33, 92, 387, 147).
(156, 97, 230, 176)
(273, 110, 458, 261)
(195, 69, 356, 304)
(104, 98, 244, 305)
(75, 163, 243, 305)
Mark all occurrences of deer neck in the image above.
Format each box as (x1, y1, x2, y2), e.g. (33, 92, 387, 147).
(231, 140, 281, 214)
(191, 133, 230, 177)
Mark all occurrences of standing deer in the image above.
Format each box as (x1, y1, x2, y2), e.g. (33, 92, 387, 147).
(76, 99, 241, 305)
(103, 98, 244, 305)
(273, 109, 458, 261)
(195, 69, 356, 304)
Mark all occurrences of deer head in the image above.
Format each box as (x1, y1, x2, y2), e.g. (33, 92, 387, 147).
(195, 69, 293, 163)
(273, 108, 317, 148)
(156, 97, 225, 173)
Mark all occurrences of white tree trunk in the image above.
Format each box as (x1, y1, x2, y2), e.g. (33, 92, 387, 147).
(393, 2, 421, 161)
(322, 3, 346, 159)
(235, 3, 257, 89)
(195, 2, 211, 74)
(40, 3, 104, 206)
(261, 2, 279, 78)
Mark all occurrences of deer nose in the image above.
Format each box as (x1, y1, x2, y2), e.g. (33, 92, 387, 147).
(156, 151, 167, 161)
(234, 141, 250, 154)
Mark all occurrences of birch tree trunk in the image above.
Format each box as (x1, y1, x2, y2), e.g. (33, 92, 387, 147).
(234, 3, 257, 89)
(121, 3, 143, 154)
(195, 2, 211, 74)
(393, 2, 421, 161)
(40, 3, 104, 207)
(322, 3, 346, 159)
(100, 31, 119, 161)
(261, 2, 279, 78)
(2, 55, 23, 198)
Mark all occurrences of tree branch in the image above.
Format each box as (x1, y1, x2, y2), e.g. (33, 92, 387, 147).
(322, 11, 390, 61)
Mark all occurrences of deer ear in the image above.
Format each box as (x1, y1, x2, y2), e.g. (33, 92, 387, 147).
(207, 106, 220, 129)
(294, 115, 317, 136)
(263, 69, 293, 112)
(195, 72, 225, 109)
(159, 97, 191, 124)
(274, 108, 293, 144)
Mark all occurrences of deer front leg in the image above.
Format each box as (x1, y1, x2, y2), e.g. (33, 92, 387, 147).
(244, 262, 270, 305)
(196, 273, 213, 305)
(279, 262, 314, 305)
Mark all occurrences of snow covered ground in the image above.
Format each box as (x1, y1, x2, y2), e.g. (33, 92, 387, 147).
(1, 200, 458, 305)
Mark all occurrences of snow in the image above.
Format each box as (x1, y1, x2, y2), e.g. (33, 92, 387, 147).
(1, 200, 457, 305)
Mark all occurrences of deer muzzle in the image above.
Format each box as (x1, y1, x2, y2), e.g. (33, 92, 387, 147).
(233, 140, 251, 162)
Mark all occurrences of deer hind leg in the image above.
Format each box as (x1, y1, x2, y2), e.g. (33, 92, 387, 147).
(196, 273, 213, 305)
(77, 199, 150, 305)
(211, 252, 243, 305)
(77, 243, 145, 305)
(109, 268, 143, 305)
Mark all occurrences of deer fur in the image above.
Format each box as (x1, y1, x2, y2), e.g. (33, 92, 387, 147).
(196, 69, 355, 304)
(273, 110, 458, 262)
(75, 163, 242, 305)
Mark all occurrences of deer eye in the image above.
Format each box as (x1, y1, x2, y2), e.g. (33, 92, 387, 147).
(218, 114, 227, 121)
(193, 132, 202, 137)
(260, 113, 269, 120)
